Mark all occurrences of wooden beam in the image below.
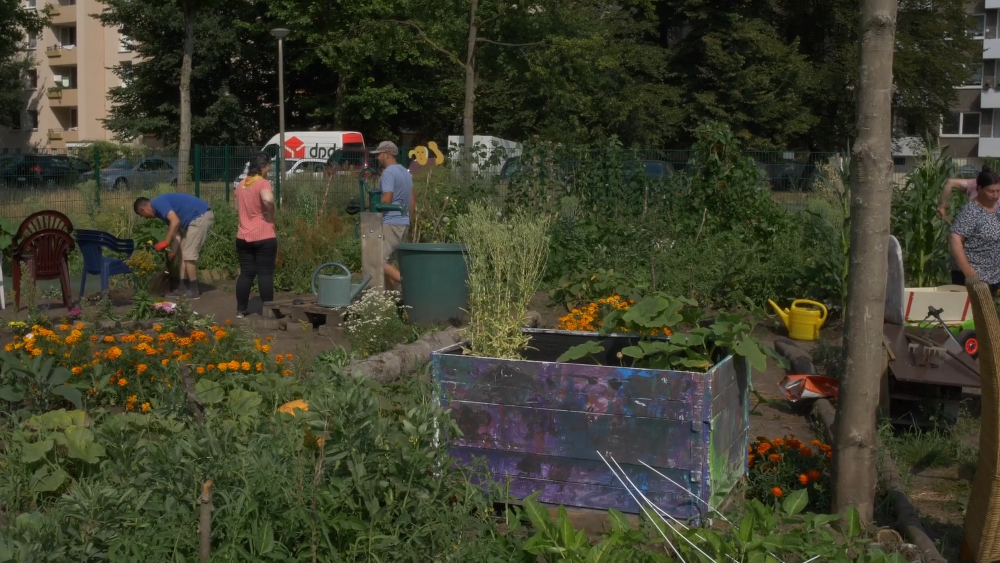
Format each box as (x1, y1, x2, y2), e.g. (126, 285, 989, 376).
(360, 212, 385, 291)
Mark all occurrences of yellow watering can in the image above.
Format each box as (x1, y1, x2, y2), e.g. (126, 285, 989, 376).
(768, 299, 828, 342)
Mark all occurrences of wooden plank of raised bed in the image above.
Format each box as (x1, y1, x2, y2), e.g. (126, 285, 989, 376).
(445, 402, 697, 467)
(449, 447, 693, 494)
(501, 476, 700, 517)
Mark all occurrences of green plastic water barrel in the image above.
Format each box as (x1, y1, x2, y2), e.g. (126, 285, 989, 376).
(397, 243, 468, 325)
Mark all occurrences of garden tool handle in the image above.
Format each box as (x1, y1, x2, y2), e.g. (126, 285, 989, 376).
(311, 262, 351, 296)
(792, 299, 828, 323)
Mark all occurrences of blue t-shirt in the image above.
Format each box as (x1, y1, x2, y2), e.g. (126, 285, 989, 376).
(150, 193, 210, 227)
(379, 164, 412, 226)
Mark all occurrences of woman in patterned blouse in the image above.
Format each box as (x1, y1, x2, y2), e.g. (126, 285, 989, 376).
(950, 167, 1000, 294)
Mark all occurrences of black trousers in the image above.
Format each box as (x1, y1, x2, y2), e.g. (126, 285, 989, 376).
(950, 270, 1000, 295)
(236, 237, 277, 312)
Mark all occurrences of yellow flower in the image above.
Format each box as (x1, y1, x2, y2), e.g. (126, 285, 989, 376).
(141, 402, 151, 413)
(218, 363, 228, 372)
(261, 344, 271, 354)
(227, 360, 239, 371)
(71, 366, 83, 375)
(241, 361, 251, 371)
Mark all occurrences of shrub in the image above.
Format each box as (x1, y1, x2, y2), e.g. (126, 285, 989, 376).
(342, 289, 411, 357)
(456, 204, 551, 359)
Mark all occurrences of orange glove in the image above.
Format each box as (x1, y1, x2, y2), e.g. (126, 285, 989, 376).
(154, 241, 169, 252)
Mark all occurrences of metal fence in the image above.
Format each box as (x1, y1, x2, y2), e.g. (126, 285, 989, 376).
(0, 145, 985, 224)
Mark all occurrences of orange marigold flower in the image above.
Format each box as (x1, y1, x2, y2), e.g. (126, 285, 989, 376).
(89, 335, 98, 342)
(266, 336, 273, 342)
(771, 487, 783, 498)
(137, 364, 147, 374)
(141, 402, 151, 413)
(768, 454, 782, 463)
(241, 361, 251, 371)
(757, 442, 771, 455)
(103, 335, 115, 343)
(798, 474, 809, 485)
(225, 320, 232, 325)
(826, 452, 832, 459)
(772, 438, 784, 447)
(811, 439, 822, 446)
(197, 367, 205, 374)
(255, 362, 263, 372)
(808, 470, 822, 481)
(125, 402, 135, 411)
(282, 369, 292, 377)
(218, 363, 228, 372)
(104, 347, 123, 360)
(215, 330, 228, 340)
(153, 325, 162, 332)
(276, 354, 283, 363)
(161, 359, 170, 366)
(59, 324, 70, 331)
(118, 378, 128, 387)
(261, 345, 271, 354)
(207, 364, 215, 371)
(71, 366, 83, 375)
(819, 444, 832, 452)
(800, 447, 812, 457)
(285, 353, 293, 361)
(75, 323, 85, 330)
(228, 360, 239, 371)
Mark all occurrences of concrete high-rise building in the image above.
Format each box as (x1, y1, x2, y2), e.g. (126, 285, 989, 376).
(0, 0, 139, 153)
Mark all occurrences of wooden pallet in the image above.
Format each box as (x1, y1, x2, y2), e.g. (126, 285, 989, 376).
(264, 298, 345, 330)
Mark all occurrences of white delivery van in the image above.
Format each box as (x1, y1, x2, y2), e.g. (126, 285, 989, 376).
(262, 131, 366, 161)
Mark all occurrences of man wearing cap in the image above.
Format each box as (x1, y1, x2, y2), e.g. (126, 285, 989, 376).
(372, 140, 414, 290)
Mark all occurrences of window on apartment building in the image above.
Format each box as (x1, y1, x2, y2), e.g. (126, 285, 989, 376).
(69, 109, 77, 129)
(9, 112, 21, 131)
(941, 111, 981, 137)
(24, 69, 37, 89)
(58, 26, 76, 48)
(53, 68, 77, 89)
(27, 32, 36, 50)
(119, 60, 133, 85)
(27, 110, 39, 132)
(25, 0, 37, 8)
(962, 63, 984, 87)
(971, 14, 987, 38)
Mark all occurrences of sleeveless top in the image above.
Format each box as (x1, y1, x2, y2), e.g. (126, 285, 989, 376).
(235, 178, 276, 242)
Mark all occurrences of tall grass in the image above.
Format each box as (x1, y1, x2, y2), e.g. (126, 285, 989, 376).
(456, 204, 550, 359)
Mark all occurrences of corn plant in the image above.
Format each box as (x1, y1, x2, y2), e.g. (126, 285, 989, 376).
(891, 145, 954, 287)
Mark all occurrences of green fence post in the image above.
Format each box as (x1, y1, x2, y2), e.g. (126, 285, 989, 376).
(224, 145, 230, 203)
(93, 146, 101, 208)
(194, 145, 201, 199)
(275, 161, 281, 209)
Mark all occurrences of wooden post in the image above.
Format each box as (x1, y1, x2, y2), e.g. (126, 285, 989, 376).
(199, 480, 213, 562)
(360, 212, 385, 290)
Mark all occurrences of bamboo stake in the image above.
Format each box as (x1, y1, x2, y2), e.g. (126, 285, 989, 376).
(199, 480, 214, 563)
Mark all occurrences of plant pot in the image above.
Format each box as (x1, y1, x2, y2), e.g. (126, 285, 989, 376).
(431, 328, 751, 521)
(397, 243, 468, 325)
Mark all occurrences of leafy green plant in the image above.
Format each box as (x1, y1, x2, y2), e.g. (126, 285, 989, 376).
(892, 144, 954, 287)
(7, 409, 105, 495)
(456, 204, 551, 359)
(801, 158, 851, 314)
(342, 289, 410, 357)
(551, 269, 649, 312)
(558, 295, 775, 372)
(0, 353, 83, 411)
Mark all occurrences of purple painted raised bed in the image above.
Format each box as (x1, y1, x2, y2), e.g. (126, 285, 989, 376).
(431, 328, 751, 521)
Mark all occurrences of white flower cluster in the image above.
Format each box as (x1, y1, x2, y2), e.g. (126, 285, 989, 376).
(343, 289, 410, 357)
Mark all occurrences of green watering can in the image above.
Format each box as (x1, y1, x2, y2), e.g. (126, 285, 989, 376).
(311, 262, 371, 308)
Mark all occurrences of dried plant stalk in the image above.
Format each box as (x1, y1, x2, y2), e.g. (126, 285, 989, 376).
(456, 203, 550, 359)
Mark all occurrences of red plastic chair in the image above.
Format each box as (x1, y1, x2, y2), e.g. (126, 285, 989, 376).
(12, 229, 76, 310)
(13, 210, 73, 248)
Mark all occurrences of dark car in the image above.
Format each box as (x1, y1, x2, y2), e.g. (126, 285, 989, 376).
(0, 154, 89, 188)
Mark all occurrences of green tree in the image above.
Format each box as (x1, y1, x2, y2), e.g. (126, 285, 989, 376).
(0, 0, 44, 129)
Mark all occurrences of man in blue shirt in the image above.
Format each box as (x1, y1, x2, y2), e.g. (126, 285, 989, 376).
(134, 193, 215, 299)
(371, 141, 415, 290)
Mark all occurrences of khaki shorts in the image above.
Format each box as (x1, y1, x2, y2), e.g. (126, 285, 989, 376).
(383, 224, 409, 263)
(179, 210, 214, 262)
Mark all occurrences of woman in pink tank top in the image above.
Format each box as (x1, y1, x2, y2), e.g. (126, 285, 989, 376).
(234, 152, 277, 318)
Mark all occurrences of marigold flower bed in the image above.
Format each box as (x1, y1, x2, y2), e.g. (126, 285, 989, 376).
(556, 294, 671, 336)
(3, 321, 294, 412)
(747, 435, 833, 511)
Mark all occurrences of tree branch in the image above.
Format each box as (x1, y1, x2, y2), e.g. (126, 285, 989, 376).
(475, 38, 544, 47)
(389, 20, 464, 69)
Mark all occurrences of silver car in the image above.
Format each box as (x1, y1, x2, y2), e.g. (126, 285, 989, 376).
(101, 157, 179, 190)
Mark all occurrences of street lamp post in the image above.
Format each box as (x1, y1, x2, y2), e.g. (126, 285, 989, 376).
(271, 28, 290, 208)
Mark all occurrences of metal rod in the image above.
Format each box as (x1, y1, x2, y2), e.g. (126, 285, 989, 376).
(276, 37, 284, 209)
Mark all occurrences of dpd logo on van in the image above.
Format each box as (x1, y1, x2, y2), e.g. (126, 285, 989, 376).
(284, 136, 306, 159)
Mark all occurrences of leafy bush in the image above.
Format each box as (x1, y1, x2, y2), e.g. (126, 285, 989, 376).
(342, 289, 411, 357)
(456, 204, 551, 359)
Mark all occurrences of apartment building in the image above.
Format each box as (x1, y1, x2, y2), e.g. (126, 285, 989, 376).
(0, 0, 138, 153)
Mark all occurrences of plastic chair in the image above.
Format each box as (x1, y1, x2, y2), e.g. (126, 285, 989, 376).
(75, 230, 136, 298)
(14, 210, 73, 247)
(12, 229, 75, 310)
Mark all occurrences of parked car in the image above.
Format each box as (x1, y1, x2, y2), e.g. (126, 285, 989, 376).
(101, 157, 179, 190)
(0, 154, 91, 188)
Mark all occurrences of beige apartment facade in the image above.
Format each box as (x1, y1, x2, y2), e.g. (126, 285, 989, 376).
(0, 0, 138, 154)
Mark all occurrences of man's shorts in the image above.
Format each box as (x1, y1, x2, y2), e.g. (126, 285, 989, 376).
(179, 210, 214, 262)
(383, 224, 409, 263)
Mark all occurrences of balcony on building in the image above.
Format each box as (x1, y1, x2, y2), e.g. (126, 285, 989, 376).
(48, 128, 78, 143)
(48, 1, 76, 25)
(987, 38, 1000, 60)
(988, 0, 1000, 9)
(47, 88, 78, 107)
(45, 46, 76, 66)
(980, 137, 1000, 158)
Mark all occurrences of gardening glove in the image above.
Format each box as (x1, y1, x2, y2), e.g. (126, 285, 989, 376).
(154, 241, 170, 252)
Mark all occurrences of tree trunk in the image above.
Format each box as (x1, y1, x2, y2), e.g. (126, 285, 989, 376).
(831, 0, 898, 525)
(461, 0, 478, 179)
(177, 5, 195, 193)
(333, 72, 346, 130)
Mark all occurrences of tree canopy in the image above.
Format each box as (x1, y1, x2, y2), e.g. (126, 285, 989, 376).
(0, 0, 44, 129)
(91, 0, 978, 150)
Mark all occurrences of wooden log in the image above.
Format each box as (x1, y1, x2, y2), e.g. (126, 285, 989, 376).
(813, 399, 947, 563)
